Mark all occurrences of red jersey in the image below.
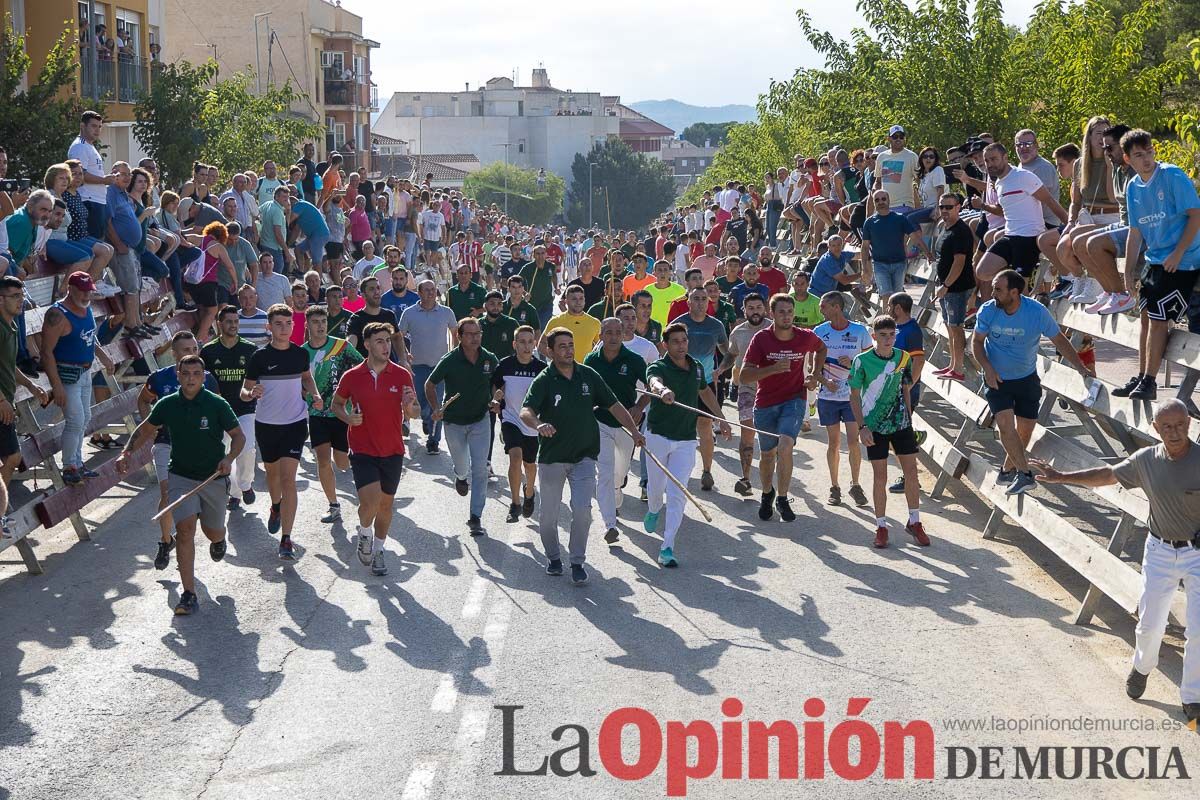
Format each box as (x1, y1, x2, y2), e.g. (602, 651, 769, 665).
(544, 242, 564, 265)
(757, 266, 788, 298)
(667, 298, 716, 324)
(745, 326, 823, 409)
(334, 360, 414, 457)
(453, 240, 483, 272)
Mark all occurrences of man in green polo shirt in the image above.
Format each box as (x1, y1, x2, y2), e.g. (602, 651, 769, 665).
(521, 327, 644, 585)
(428, 317, 499, 534)
(447, 263, 487, 320)
(116, 355, 244, 616)
(643, 322, 731, 568)
(587, 272, 625, 322)
(518, 244, 558, 325)
(503, 275, 541, 330)
(584, 318, 650, 545)
(480, 290, 518, 359)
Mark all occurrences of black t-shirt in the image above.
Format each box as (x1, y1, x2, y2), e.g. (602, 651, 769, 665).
(643, 236, 657, 257)
(348, 307, 398, 346)
(358, 180, 374, 209)
(568, 276, 605, 309)
(299, 157, 317, 195)
(934, 219, 975, 293)
(201, 337, 259, 416)
(724, 217, 748, 251)
(497, 258, 525, 284)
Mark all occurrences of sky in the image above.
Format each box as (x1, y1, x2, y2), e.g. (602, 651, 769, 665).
(358, 0, 1044, 109)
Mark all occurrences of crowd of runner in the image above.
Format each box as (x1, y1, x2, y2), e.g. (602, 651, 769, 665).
(0, 109, 1197, 723)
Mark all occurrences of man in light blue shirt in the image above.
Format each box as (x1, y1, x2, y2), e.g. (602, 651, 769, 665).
(1117, 130, 1200, 402)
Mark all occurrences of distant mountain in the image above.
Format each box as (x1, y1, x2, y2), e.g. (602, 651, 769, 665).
(628, 99, 756, 136)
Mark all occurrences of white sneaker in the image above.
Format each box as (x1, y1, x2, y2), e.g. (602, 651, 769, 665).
(1099, 292, 1136, 315)
(1069, 278, 1101, 304)
(356, 527, 372, 565)
(94, 280, 122, 298)
(1084, 292, 1112, 314)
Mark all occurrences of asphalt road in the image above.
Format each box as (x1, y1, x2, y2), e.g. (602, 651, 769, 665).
(2, 421, 1198, 799)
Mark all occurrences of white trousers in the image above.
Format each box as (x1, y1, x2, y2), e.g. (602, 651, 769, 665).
(1134, 535, 1200, 703)
(597, 423, 636, 529)
(645, 431, 697, 550)
(227, 413, 258, 493)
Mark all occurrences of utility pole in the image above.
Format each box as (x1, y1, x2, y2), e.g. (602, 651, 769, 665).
(253, 13, 270, 94)
(587, 162, 596, 227)
(494, 143, 513, 215)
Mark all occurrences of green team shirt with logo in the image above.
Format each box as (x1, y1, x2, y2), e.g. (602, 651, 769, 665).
(304, 337, 363, 417)
(645, 354, 705, 441)
(503, 299, 541, 329)
(522, 362, 618, 464)
(147, 389, 239, 480)
(480, 313, 519, 360)
(428, 346, 500, 425)
(583, 345, 646, 428)
(848, 347, 912, 434)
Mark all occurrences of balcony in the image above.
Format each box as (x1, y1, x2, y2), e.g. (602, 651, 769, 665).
(322, 67, 370, 109)
(78, 48, 151, 104)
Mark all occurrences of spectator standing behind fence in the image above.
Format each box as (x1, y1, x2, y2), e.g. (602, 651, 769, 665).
(68, 111, 115, 242)
(41, 272, 115, 486)
(0, 276, 47, 538)
(1032, 399, 1200, 728)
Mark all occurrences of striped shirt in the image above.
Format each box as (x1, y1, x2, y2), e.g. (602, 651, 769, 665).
(238, 308, 270, 346)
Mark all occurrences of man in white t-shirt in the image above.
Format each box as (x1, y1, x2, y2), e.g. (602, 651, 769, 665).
(875, 125, 919, 213)
(67, 110, 115, 241)
(419, 204, 446, 276)
(716, 180, 740, 223)
(353, 240, 387, 280)
(974, 142, 1068, 301)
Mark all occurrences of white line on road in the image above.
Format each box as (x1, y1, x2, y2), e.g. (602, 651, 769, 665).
(461, 575, 489, 620)
(400, 760, 439, 800)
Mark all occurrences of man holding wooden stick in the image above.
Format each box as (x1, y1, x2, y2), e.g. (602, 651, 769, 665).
(642, 322, 731, 567)
(117, 355, 244, 616)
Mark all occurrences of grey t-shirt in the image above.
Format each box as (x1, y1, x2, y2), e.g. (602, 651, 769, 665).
(677, 314, 728, 384)
(727, 320, 769, 387)
(255, 272, 292, 310)
(1113, 443, 1200, 541)
(1024, 156, 1061, 227)
(398, 302, 458, 367)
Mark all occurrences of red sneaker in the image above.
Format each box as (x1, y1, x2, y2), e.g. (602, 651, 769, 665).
(873, 526, 889, 549)
(906, 521, 931, 546)
(942, 370, 966, 382)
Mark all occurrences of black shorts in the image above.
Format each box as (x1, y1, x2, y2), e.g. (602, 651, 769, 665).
(256, 419, 308, 463)
(986, 235, 1040, 277)
(309, 415, 348, 452)
(984, 371, 1042, 419)
(0, 418, 17, 459)
(865, 426, 919, 461)
(350, 452, 404, 495)
(501, 421, 538, 464)
(324, 241, 345, 262)
(1138, 263, 1199, 323)
(700, 382, 720, 416)
(974, 216, 990, 252)
(187, 281, 221, 308)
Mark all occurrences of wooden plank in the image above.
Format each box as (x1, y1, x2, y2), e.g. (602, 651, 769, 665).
(919, 370, 993, 427)
(18, 387, 141, 470)
(1036, 356, 1166, 443)
(34, 441, 152, 529)
(913, 411, 969, 478)
(1053, 300, 1200, 372)
(1027, 427, 1149, 524)
(0, 501, 51, 574)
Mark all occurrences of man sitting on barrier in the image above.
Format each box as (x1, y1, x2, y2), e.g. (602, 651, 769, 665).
(1032, 399, 1200, 727)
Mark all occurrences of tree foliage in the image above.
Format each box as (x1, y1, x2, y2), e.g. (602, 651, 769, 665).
(135, 63, 321, 186)
(462, 162, 564, 225)
(565, 139, 676, 230)
(680, 121, 736, 148)
(0, 16, 93, 181)
(692, 0, 1195, 194)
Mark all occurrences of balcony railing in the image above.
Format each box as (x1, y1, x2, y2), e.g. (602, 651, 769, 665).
(322, 67, 371, 108)
(79, 49, 151, 103)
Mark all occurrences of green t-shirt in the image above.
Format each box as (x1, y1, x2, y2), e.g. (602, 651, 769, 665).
(428, 346, 499, 425)
(147, 389, 239, 480)
(583, 345, 646, 428)
(503, 299, 541, 329)
(587, 297, 623, 322)
(714, 300, 738, 333)
(645, 354, 705, 441)
(522, 362, 618, 464)
(447, 282, 488, 321)
(0, 317, 17, 402)
(715, 274, 741, 296)
(636, 318, 663, 346)
(327, 308, 353, 339)
(480, 313, 519, 360)
(848, 347, 912, 435)
(304, 337, 364, 418)
(792, 292, 823, 327)
(518, 261, 558, 309)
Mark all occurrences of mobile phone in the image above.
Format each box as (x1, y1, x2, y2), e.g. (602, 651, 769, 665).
(0, 178, 31, 193)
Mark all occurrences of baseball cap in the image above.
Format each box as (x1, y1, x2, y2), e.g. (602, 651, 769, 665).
(177, 197, 195, 220)
(67, 271, 96, 292)
(888, 124, 906, 137)
(803, 158, 818, 169)
(873, 144, 889, 155)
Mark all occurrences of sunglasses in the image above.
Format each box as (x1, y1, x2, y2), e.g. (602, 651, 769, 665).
(890, 134, 906, 139)
(938, 204, 958, 210)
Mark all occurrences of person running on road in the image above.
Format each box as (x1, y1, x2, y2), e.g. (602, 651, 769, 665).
(240, 304, 323, 559)
(541, 285, 601, 360)
(740, 294, 825, 522)
(491, 325, 547, 522)
(521, 327, 644, 584)
(201, 306, 259, 510)
(331, 322, 417, 577)
(304, 304, 363, 524)
(848, 315, 928, 549)
(585, 317, 650, 545)
(674, 286, 728, 492)
(643, 322, 731, 567)
(396, 278, 459, 455)
(502, 275, 540, 329)
(426, 317, 499, 535)
(813, 292, 872, 508)
(117, 355, 244, 615)
(140, 331, 219, 570)
(716, 294, 770, 496)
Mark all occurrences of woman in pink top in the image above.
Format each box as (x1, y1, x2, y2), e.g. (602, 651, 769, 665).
(348, 194, 373, 260)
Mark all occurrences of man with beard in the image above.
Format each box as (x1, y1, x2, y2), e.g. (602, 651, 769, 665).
(715, 294, 770, 496)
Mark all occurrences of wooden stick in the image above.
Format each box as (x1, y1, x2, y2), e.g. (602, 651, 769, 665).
(648, 443, 710, 525)
(636, 389, 775, 438)
(441, 392, 461, 411)
(152, 471, 221, 521)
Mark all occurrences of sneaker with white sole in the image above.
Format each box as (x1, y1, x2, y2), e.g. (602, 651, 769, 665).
(1068, 278, 1101, 304)
(370, 550, 388, 576)
(94, 280, 123, 298)
(356, 527, 372, 565)
(1084, 292, 1112, 314)
(1099, 292, 1136, 315)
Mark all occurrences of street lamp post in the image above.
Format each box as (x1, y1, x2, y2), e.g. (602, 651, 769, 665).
(253, 13, 270, 94)
(493, 143, 513, 215)
(587, 162, 596, 227)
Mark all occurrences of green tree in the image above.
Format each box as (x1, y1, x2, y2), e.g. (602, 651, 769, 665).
(565, 139, 675, 230)
(133, 60, 217, 186)
(680, 121, 736, 148)
(462, 162, 564, 225)
(198, 70, 322, 179)
(0, 16, 93, 181)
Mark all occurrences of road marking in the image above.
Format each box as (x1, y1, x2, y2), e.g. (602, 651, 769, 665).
(430, 673, 458, 712)
(461, 575, 489, 619)
(400, 760, 439, 800)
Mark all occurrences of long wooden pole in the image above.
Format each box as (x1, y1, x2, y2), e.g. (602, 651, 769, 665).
(152, 471, 221, 521)
(639, 437, 713, 523)
(636, 389, 774, 438)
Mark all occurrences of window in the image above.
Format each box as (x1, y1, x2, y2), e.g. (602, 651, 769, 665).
(680, 159, 688, 166)
(333, 123, 347, 148)
(518, 139, 525, 154)
(116, 8, 142, 58)
(353, 55, 366, 83)
(471, 101, 483, 116)
(422, 106, 434, 117)
(323, 51, 344, 74)
(412, 94, 421, 100)
(517, 101, 523, 117)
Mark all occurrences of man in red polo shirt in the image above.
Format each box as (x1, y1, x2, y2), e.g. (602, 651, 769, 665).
(754, 246, 789, 297)
(666, 268, 715, 323)
(331, 321, 417, 576)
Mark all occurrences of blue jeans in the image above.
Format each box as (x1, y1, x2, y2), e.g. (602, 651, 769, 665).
(905, 206, 936, 226)
(259, 247, 283, 270)
(84, 201, 108, 241)
(139, 249, 168, 281)
(874, 260, 907, 296)
(766, 203, 782, 247)
(61, 372, 94, 469)
(167, 247, 198, 305)
(402, 231, 418, 267)
(444, 417, 490, 518)
(46, 238, 94, 266)
(412, 363, 443, 445)
(754, 397, 804, 452)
